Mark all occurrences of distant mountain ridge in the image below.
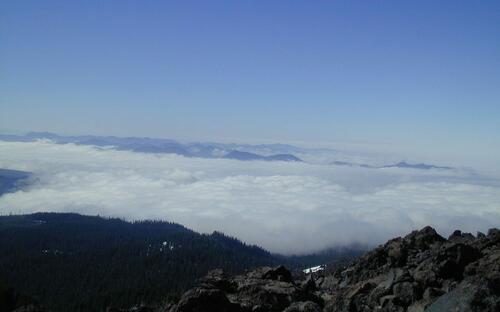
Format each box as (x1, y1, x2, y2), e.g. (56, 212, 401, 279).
(0, 169, 31, 196)
(223, 150, 302, 162)
(331, 160, 454, 170)
(381, 161, 453, 170)
(0, 132, 303, 162)
(0, 132, 460, 169)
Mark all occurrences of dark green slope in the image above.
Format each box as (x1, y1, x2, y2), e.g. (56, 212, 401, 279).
(0, 213, 277, 311)
(0, 213, 364, 312)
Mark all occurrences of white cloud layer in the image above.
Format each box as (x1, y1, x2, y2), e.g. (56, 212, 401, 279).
(1, 141, 499, 254)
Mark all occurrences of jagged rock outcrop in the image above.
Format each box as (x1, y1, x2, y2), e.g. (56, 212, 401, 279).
(170, 265, 322, 312)
(167, 227, 500, 312)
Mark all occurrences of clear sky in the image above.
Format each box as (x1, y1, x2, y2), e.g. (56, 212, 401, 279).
(1, 1, 499, 163)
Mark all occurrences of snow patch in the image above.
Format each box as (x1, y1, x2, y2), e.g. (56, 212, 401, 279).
(303, 265, 325, 274)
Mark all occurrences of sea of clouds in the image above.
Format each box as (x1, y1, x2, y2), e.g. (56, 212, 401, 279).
(1, 140, 499, 254)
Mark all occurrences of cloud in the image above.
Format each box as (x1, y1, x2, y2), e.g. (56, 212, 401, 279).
(0, 140, 499, 254)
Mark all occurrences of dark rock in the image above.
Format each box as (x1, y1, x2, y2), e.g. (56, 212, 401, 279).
(449, 230, 475, 243)
(448, 230, 463, 241)
(228, 266, 313, 311)
(425, 280, 500, 312)
(174, 288, 240, 312)
(380, 294, 396, 306)
(169, 226, 499, 312)
(282, 301, 321, 312)
(11, 305, 46, 312)
(379, 269, 399, 291)
(487, 228, 500, 238)
(251, 304, 272, 312)
(129, 306, 154, 312)
(262, 265, 293, 283)
(300, 275, 317, 292)
(422, 287, 445, 301)
(436, 243, 482, 280)
(394, 268, 413, 284)
(412, 260, 439, 287)
(487, 271, 500, 293)
(386, 238, 408, 266)
(393, 282, 419, 306)
(318, 275, 339, 291)
(404, 226, 446, 250)
(200, 269, 236, 292)
(344, 281, 376, 311)
(379, 295, 405, 312)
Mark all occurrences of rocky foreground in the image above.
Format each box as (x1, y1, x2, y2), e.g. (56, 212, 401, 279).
(161, 226, 500, 312)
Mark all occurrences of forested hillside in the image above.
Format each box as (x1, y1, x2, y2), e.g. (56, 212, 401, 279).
(0, 213, 362, 312)
(0, 213, 277, 311)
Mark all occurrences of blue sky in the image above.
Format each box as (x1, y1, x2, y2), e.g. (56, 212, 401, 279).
(1, 1, 499, 163)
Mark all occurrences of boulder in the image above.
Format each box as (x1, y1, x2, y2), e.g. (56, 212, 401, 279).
(403, 226, 446, 251)
(392, 282, 420, 306)
(436, 243, 482, 280)
(174, 288, 240, 312)
(262, 265, 293, 283)
(282, 301, 321, 312)
(424, 280, 500, 312)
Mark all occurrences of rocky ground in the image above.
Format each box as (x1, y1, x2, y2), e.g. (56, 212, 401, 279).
(162, 226, 500, 312)
(5, 226, 500, 312)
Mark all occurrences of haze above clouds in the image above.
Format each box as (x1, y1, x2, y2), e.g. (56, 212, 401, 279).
(1, 140, 499, 254)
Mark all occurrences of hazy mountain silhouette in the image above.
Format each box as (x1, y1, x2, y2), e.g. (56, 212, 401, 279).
(0, 169, 31, 196)
(0, 132, 303, 162)
(223, 150, 302, 162)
